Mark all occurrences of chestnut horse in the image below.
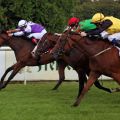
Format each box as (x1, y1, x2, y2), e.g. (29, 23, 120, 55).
(51, 31, 120, 106)
(0, 32, 69, 90)
(0, 31, 107, 102)
(34, 32, 114, 95)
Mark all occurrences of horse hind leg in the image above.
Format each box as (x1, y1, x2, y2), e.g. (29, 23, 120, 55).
(0, 62, 25, 90)
(0, 65, 14, 87)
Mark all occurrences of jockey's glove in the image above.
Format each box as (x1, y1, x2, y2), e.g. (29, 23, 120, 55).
(80, 32, 87, 37)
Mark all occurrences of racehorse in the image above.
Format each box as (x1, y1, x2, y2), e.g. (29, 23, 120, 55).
(50, 31, 120, 106)
(0, 31, 102, 102)
(0, 31, 69, 90)
(34, 32, 115, 96)
(0, 31, 117, 106)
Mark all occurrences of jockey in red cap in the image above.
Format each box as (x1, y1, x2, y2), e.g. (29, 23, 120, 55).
(68, 17, 80, 27)
(67, 17, 80, 32)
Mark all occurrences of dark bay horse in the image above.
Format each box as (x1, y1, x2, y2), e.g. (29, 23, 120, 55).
(0, 32, 111, 104)
(34, 32, 114, 96)
(0, 31, 98, 102)
(51, 32, 120, 106)
(0, 32, 69, 90)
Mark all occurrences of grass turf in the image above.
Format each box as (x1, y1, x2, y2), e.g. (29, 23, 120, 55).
(0, 81, 119, 120)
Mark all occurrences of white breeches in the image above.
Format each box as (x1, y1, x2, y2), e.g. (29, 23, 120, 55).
(14, 31, 24, 36)
(100, 31, 120, 42)
(27, 29, 47, 39)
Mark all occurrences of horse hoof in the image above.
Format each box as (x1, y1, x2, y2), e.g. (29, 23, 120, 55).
(110, 88, 120, 93)
(52, 88, 56, 90)
(0, 86, 3, 90)
(72, 102, 79, 107)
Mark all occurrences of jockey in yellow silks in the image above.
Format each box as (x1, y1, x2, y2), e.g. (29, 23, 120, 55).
(80, 13, 120, 47)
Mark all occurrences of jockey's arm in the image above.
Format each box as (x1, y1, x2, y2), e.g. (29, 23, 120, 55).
(6, 29, 20, 34)
(13, 31, 24, 36)
(87, 20, 112, 36)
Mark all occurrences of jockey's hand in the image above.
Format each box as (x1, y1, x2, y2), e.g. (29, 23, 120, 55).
(8, 33, 13, 37)
(80, 32, 87, 37)
(6, 30, 11, 34)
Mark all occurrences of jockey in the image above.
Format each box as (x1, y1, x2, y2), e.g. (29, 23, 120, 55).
(7, 19, 47, 44)
(68, 17, 80, 32)
(7, 19, 47, 57)
(80, 13, 120, 47)
(67, 17, 97, 33)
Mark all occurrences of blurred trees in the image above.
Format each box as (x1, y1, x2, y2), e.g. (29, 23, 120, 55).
(0, 0, 74, 32)
(0, 0, 120, 32)
(74, 0, 120, 20)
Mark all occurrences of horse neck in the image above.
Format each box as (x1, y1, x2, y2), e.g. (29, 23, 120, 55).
(78, 37, 112, 57)
(6, 36, 34, 53)
(40, 52, 55, 64)
(49, 34, 60, 45)
(42, 34, 60, 52)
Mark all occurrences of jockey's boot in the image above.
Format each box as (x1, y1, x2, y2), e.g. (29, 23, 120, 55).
(31, 45, 40, 60)
(112, 39, 120, 48)
(116, 42, 120, 48)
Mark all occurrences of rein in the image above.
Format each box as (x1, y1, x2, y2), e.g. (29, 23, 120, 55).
(93, 46, 113, 57)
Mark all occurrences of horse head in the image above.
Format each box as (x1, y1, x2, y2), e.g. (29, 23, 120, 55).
(0, 31, 10, 46)
(34, 32, 60, 57)
(0, 31, 35, 55)
(51, 29, 114, 60)
(51, 30, 82, 59)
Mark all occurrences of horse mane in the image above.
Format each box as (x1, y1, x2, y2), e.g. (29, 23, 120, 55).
(87, 36, 111, 45)
(69, 31, 111, 45)
(17, 36, 31, 41)
(69, 31, 80, 35)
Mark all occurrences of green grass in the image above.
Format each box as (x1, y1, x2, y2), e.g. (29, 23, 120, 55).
(0, 81, 119, 120)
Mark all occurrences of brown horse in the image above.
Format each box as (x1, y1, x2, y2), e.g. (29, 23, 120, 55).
(34, 32, 114, 96)
(0, 32, 110, 104)
(0, 31, 98, 102)
(51, 31, 120, 106)
(0, 31, 69, 90)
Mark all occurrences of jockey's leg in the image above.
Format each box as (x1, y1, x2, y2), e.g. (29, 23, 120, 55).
(29, 30, 47, 59)
(108, 33, 120, 47)
(100, 31, 109, 39)
(31, 45, 38, 58)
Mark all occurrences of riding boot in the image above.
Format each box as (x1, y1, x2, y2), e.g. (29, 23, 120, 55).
(112, 39, 120, 48)
(115, 42, 120, 48)
(31, 45, 40, 60)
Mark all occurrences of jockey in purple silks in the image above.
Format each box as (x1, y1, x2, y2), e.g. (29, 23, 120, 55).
(7, 19, 47, 56)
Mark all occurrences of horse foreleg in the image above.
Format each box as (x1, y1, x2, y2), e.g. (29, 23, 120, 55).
(94, 80, 112, 93)
(76, 70, 86, 98)
(109, 73, 120, 92)
(0, 62, 25, 90)
(52, 61, 66, 90)
(0, 65, 14, 85)
(73, 71, 101, 107)
(86, 69, 112, 93)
